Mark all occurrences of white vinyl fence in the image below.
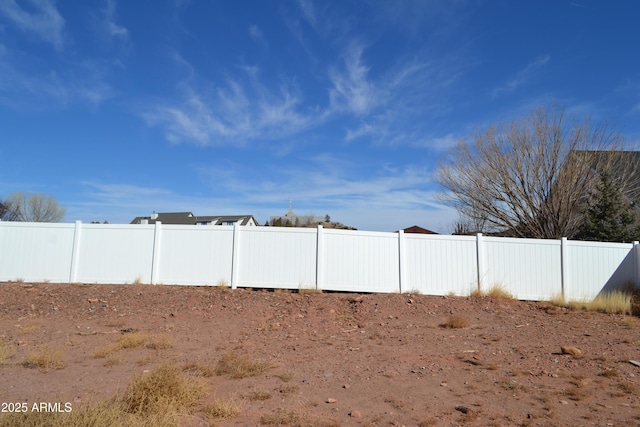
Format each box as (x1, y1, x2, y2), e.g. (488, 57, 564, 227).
(0, 221, 638, 301)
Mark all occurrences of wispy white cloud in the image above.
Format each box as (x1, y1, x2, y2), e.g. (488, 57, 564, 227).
(328, 43, 377, 116)
(333, 44, 465, 148)
(143, 67, 316, 146)
(296, 0, 317, 29)
(248, 24, 267, 49)
(492, 55, 551, 98)
(146, 38, 465, 150)
(102, 0, 128, 40)
(0, 53, 114, 108)
(0, 0, 65, 50)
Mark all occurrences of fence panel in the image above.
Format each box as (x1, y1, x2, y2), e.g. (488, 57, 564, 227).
(0, 222, 75, 283)
(322, 229, 399, 293)
(237, 227, 318, 289)
(483, 237, 562, 301)
(156, 225, 234, 286)
(403, 234, 478, 296)
(74, 224, 155, 284)
(566, 240, 634, 301)
(0, 222, 638, 300)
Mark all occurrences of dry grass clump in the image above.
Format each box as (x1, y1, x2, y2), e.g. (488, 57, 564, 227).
(0, 337, 15, 365)
(552, 291, 632, 315)
(440, 315, 470, 329)
(215, 353, 273, 379)
(621, 317, 639, 329)
(204, 395, 243, 421)
(22, 346, 66, 370)
(260, 409, 340, 427)
(297, 286, 322, 294)
(1, 363, 205, 427)
(245, 389, 272, 401)
(183, 362, 217, 377)
(121, 363, 205, 417)
(260, 408, 300, 425)
(19, 321, 41, 335)
(616, 381, 637, 395)
(94, 332, 173, 358)
(485, 284, 514, 299)
(145, 334, 173, 350)
(471, 283, 514, 300)
(0, 400, 126, 427)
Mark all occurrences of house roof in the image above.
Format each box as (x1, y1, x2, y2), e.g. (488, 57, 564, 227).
(130, 212, 194, 225)
(130, 212, 256, 225)
(401, 225, 438, 234)
(198, 215, 256, 226)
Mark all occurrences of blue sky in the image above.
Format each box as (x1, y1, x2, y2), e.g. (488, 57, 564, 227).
(1, 0, 639, 232)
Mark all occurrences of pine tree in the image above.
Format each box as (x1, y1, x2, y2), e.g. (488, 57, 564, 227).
(578, 172, 640, 242)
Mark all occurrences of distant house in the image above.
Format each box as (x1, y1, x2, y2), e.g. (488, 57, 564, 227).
(400, 225, 438, 234)
(130, 212, 258, 226)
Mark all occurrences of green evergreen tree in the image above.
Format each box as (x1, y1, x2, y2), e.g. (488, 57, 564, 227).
(578, 172, 640, 242)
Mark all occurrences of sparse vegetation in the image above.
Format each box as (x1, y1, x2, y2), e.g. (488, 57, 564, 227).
(2, 281, 639, 426)
(616, 381, 637, 395)
(0, 338, 15, 365)
(245, 390, 272, 401)
(204, 395, 243, 421)
(94, 332, 173, 358)
(260, 408, 300, 425)
(551, 291, 632, 315)
(183, 362, 217, 377)
(22, 346, 66, 370)
(470, 283, 514, 299)
(0, 400, 126, 427)
(298, 285, 322, 294)
(486, 283, 514, 299)
(276, 384, 299, 396)
(440, 315, 470, 329)
(2, 363, 206, 427)
(215, 353, 273, 379)
(19, 321, 40, 335)
(275, 372, 293, 382)
(121, 363, 205, 417)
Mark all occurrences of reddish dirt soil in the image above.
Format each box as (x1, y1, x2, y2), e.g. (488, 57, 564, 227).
(1, 282, 639, 426)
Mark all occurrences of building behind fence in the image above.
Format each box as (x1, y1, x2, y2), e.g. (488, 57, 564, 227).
(0, 221, 638, 301)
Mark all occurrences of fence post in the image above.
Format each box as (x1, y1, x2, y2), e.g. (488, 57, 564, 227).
(398, 230, 406, 294)
(231, 222, 240, 289)
(633, 241, 639, 289)
(316, 225, 324, 290)
(476, 233, 485, 294)
(561, 237, 569, 300)
(69, 220, 82, 283)
(150, 221, 162, 285)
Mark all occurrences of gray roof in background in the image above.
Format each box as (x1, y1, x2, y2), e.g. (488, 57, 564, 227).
(130, 212, 256, 225)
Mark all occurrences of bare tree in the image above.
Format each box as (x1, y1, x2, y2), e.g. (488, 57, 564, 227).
(0, 199, 17, 221)
(5, 192, 66, 222)
(436, 106, 637, 239)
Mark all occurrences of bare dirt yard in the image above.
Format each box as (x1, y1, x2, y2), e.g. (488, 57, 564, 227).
(1, 282, 639, 426)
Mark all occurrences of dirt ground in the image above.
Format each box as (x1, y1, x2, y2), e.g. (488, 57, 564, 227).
(0, 282, 639, 427)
